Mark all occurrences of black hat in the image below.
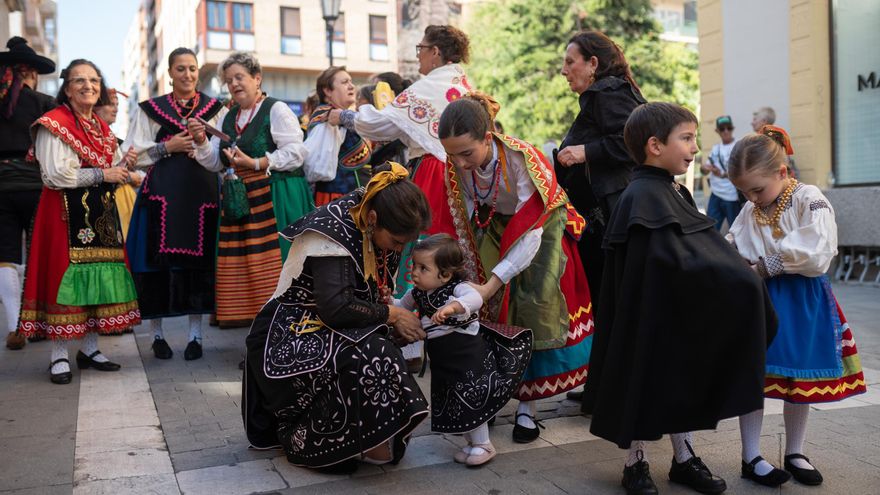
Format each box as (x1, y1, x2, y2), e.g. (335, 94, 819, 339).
(0, 37, 56, 74)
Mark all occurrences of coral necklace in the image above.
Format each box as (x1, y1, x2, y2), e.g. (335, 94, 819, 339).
(235, 93, 264, 137)
(472, 159, 503, 230)
(754, 178, 798, 239)
(169, 92, 200, 126)
(374, 249, 392, 303)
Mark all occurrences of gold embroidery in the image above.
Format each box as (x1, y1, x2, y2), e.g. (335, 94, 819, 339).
(68, 247, 125, 263)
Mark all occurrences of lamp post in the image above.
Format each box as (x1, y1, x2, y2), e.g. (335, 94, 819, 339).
(321, 0, 342, 67)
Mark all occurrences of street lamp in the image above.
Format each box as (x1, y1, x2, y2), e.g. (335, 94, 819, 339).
(321, 0, 342, 67)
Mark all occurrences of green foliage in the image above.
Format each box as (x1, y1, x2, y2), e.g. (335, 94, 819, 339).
(467, 0, 699, 145)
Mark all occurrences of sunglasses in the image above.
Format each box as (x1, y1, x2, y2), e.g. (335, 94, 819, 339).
(717, 126, 733, 132)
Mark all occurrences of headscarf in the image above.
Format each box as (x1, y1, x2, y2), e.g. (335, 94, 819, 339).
(759, 124, 794, 155)
(349, 162, 409, 282)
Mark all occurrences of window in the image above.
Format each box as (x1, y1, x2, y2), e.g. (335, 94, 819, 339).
(329, 12, 346, 59)
(206, 1, 254, 51)
(281, 7, 302, 55)
(369, 15, 388, 61)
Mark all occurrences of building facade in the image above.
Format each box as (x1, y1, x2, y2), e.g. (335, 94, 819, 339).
(699, 0, 880, 284)
(3, 0, 58, 95)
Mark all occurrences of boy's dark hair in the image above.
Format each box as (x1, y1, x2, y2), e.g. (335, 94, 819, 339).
(413, 233, 467, 280)
(369, 163, 432, 237)
(623, 102, 698, 164)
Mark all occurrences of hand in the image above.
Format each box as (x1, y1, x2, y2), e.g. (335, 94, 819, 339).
(710, 166, 724, 177)
(431, 302, 464, 325)
(328, 109, 343, 126)
(222, 147, 256, 170)
(129, 172, 144, 187)
(187, 119, 208, 145)
(102, 167, 130, 184)
(118, 147, 138, 170)
(556, 145, 586, 167)
(165, 130, 194, 154)
(378, 286, 393, 304)
(387, 306, 426, 345)
(468, 275, 504, 303)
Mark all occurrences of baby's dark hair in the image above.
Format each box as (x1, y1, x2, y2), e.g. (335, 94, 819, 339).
(413, 233, 466, 280)
(623, 102, 698, 164)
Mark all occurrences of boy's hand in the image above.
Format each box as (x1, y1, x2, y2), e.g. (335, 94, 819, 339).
(431, 302, 465, 324)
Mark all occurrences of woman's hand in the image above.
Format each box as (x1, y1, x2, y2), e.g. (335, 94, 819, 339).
(117, 147, 138, 170)
(387, 305, 426, 344)
(328, 109, 343, 126)
(102, 167, 130, 184)
(222, 147, 258, 171)
(556, 145, 586, 167)
(431, 302, 464, 325)
(186, 119, 208, 145)
(468, 275, 504, 303)
(129, 172, 144, 187)
(165, 130, 194, 153)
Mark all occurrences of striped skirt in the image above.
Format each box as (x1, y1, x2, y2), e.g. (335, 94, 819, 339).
(216, 168, 313, 326)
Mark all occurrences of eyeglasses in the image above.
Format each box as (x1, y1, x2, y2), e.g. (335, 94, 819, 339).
(415, 44, 433, 57)
(717, 126, 733, 132)
(69, 77, 102, 87)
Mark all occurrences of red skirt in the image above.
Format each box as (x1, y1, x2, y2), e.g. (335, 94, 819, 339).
(19, 187, 141, 339)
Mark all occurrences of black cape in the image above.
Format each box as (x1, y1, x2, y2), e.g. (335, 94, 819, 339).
(582, 165, 777, 448)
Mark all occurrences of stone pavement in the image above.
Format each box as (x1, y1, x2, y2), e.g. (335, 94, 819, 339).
(1, 282, 878, 494)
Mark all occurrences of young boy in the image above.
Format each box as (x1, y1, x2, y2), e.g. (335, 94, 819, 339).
(700, 115, 741, 231)
(582, 103, 777, 495)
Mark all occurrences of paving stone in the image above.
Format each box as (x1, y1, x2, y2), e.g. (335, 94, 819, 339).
(73, 473, 180, 495)
(175, 459, 286, 495)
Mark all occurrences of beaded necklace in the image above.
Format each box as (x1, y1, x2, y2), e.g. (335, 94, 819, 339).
(374, 249, 392, 303)
(169, 92, 200, 126)
(754, 178, 798, 239)
(471, 158, 499, 201)
(234, 93, 264, 137)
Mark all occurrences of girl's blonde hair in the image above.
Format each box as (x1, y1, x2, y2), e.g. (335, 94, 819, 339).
(728, 125, 793, 180)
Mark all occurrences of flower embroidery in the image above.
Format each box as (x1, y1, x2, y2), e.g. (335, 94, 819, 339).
(291, 425, 307, 451)
(411, 104, 428, 121)
(361, 356, 402, 407)
(77, 228, 95, 244)
(446, 87, 461, 102)
(461, 76, 472, 90)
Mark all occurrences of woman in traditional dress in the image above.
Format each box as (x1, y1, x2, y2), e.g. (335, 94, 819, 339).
(243, 163, 431, 473)
(328, 25, 473, 366)
(190, 51, 310, 328)
(20, 59, 141, 384)
(303, 66, 371, 206)
(437, 94, 594, 443)
(123, 48, 226, 357)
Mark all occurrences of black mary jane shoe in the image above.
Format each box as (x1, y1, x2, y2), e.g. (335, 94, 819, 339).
(76, 350, 121, 371)
(184, 339, 203, 361)
(668, 443, 727, 494)
(511, 413, 544, 443)
(741, 455, 791, 487)
(49, 358, 73, 385)
(622, 452, 658, 495)
(784, 454, 823, 486)
(151, 337, 173, 359)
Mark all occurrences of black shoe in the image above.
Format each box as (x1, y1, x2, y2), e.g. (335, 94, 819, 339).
(49, 358, 73, 385)
(511, 413, 544, 443)
(75, 350, 121, 371)
(784, 454, 823, 485)
(669, 447, 727, 494)
(184, 339, 203, 361)
(622, 453, 658, 495)
(741, 455, 791, 487)
(566, 389, 584, 401)
(314, 457, 358, 475)
(152, 337, 173, 359)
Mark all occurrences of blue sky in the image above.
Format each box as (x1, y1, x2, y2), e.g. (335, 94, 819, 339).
(57, 0, 140, 90)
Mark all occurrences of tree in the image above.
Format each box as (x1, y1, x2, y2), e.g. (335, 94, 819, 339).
(467, 0, 699, 145)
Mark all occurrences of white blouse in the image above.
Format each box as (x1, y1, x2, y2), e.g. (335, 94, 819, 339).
(457, 140, 544, 284)
(352, 103, 423, 160)
(395, 282, 484, 339)
(34, 127, 123, 189)
(194, 100, 307, 173)
(726, 184, 838, 277)
(123, 103, 228, 169)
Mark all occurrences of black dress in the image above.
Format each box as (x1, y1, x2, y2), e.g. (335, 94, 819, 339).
(582, 165, 777, 448)
(412, 279, 532, 433)
(242, 191, 429, 468)
(555, 76, 645, 301)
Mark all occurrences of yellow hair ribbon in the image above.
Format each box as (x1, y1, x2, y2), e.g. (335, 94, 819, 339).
(349, 162, 409, 282)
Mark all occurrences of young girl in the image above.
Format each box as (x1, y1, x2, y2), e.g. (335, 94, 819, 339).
(395, 233, 532, 466)
(727, 126, 867, 487)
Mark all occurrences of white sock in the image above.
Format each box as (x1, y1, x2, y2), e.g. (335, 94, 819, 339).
(151, 319, 164, 340)
(784, 402, 814, 470)
(81, 332, 109, 362)
(516, 400, 537, 428)
(740, 409, 773, 475)
(670, 432, 694, 463)
(461, 431, 473, 454)
(0, 265, 22, 332)
(50, 339, 70, 374)
(467, 422, 491, 455)
(626, 441, 647, 467)
(188, 314, 202, 342)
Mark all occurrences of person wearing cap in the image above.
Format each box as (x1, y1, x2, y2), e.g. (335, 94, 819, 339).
(701, 115, 742, 231)
(0, 37, 57, 350)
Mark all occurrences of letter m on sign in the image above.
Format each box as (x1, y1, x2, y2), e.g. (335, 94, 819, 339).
(857, 72, 877, 91)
